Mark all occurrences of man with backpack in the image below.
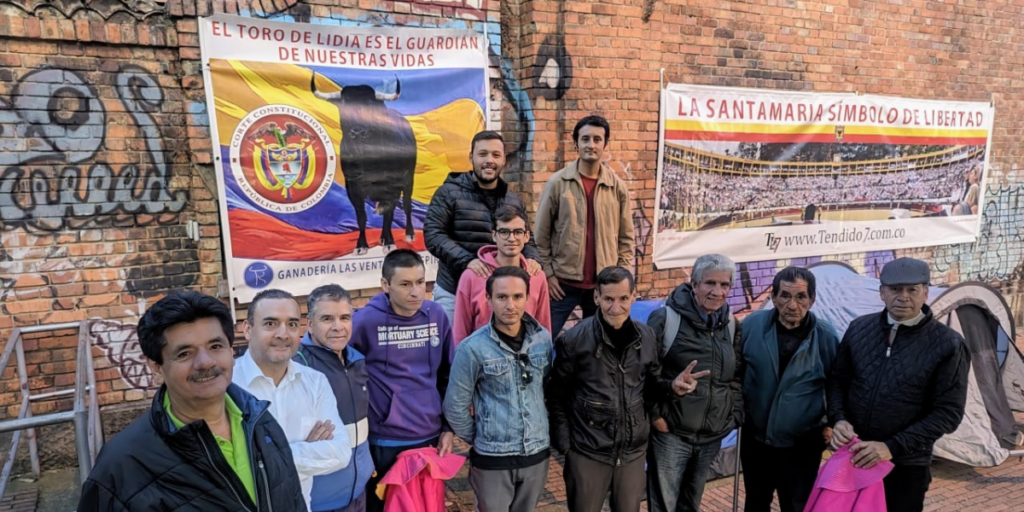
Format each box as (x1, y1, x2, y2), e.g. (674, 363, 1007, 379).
(646, 253, 745, 512)
(548, 266, 705, 512)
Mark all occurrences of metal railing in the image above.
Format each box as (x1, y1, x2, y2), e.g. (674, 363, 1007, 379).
(0, 321, 102, 498)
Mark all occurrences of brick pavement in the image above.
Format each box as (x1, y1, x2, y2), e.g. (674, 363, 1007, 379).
(445, 418, 1024, 512)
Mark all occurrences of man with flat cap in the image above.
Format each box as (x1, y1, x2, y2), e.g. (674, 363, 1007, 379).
(827, 257, 970, 512)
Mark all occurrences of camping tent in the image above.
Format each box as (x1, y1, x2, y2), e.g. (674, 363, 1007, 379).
(631, 261, 1024, 472)
(796, 261, 1024, 466)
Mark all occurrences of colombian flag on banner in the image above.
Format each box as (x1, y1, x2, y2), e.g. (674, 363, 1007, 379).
(200, 15, 488, 302)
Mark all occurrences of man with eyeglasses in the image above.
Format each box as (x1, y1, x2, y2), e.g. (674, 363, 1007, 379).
(828, 257, 969, 512)
(426, 130, 543, 323)
(453, 204, 551, 344)
(739, 266, 839, 512)
(444, 266, 553, 512)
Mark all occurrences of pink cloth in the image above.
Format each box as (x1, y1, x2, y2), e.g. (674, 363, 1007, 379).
(803, 438, 894, 512)
(376, 448, 465, 512)
(452, 245, 552, 344)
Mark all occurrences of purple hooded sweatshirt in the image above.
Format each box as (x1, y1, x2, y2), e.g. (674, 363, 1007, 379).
(350, 292, 455, 443)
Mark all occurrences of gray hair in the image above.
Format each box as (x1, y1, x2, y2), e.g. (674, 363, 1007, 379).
(691, 254, 736, 285)
(307, 284, 352, 319)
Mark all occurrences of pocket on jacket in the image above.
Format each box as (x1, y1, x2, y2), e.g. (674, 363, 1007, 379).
(571, 397, 616, 453)
(626, 398, 650, 452)
(382, 388, 441, 437)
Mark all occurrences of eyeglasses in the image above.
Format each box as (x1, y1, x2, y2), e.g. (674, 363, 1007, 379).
(495, 229, 529, 240)
(516, 354, 533, 387)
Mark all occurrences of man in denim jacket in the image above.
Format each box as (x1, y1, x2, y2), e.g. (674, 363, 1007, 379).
(444, 266, 553, 512)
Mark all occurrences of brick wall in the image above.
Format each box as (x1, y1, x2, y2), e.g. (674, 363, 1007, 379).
(514, 0, 1024, 318)
(1, 0, 1023, 469)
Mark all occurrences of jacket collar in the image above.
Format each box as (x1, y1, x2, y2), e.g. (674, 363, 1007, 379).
(669, 282, 731, 330)
(559, 159, 617, 187)
(452, 170, 510, 196)
(235, 348, 309, 388)
(876, 304, 934, 334)
(594, 312, 643, 359)
(149, 383, 269, 438)
(298, 331, 366, 366)
(486, 312, 546, 353)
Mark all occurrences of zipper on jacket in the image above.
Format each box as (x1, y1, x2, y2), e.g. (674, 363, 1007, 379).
(617, 360, 627, 467)
(700, 329, 718, 433)
(343, 362, 361, 504)
(258, 459, 274, 512)
(864, 337, 892, 430)
(198, 433, 253, 512)
(246, 408, 268, 510)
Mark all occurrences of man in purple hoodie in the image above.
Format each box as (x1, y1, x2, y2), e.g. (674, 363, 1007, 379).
(350, 249, 456, 512)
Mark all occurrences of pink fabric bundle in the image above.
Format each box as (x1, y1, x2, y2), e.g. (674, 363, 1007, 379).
(803, 438, 894, 512)
(376, 447, 466, 512)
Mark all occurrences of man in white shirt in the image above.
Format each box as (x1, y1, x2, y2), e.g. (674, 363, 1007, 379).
(233, 288, 352, 510)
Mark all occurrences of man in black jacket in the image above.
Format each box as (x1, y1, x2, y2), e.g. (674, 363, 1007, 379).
(425, 130, 542, 322)
(548, 266, 705, 512)
(828, 257, 970, 512)
(78, 291, 306, 512)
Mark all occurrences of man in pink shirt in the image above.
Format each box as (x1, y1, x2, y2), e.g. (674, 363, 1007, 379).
(453, 205, 551, 343)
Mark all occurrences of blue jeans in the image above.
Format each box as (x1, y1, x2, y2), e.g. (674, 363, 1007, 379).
(647, 430, 721, 512)
(431, 284, 456, 324)
(549, 283, 598, 338)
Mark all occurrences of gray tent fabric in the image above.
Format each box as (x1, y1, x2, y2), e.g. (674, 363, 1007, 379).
(956, 304, 1016, 439)
(1002, 344, 1024, 412)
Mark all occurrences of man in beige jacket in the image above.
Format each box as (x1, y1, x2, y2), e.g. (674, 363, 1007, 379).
(534, 115, 635, 337)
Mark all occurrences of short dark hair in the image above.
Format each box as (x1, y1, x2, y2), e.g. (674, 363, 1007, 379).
(771, 266, 817, 301)
(486, 266, 531, 296)
(138, 291, 234, 366)
(307, 284, 352, 320)
(247, 289, 297, 325)
(596, 266, 635, 293)
(383, 249, 424, 282)
(493, 204, 529, 228)
(471, 130, 504, 153)
(572, 115, 610, 146)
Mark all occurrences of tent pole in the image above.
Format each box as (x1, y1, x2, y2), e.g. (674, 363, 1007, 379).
(732, 426, 742, 512)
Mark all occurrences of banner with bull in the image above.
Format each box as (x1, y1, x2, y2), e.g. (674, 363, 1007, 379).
(653, 84, 994, 268)
(199, 15, 488, 303)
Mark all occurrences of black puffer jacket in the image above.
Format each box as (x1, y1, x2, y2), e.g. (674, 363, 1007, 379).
(78, 384, 307, 512)
(425, 172, 540, 294)
(647, 283, 744, 444)
(548, 314, 673, 466)
(828, 305, 970, 465)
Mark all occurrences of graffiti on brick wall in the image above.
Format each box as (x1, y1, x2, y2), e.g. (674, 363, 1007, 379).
(89, 318, 156, 391)
(0, 66, 188, 233)
(925, 182, 1024, 282)
(533, 35, 573, 101)
(490, 48, 534, 173)
(2, 0, 164, 21)
(0, 65, 193, 301)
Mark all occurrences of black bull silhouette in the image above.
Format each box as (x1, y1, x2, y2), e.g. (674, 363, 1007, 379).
(310, 72, 417, 255)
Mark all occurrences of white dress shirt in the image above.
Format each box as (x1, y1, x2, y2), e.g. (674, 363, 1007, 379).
(233, 350, 352, 510)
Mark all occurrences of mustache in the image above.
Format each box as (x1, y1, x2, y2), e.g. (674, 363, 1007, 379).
(187, 368, 224, 383)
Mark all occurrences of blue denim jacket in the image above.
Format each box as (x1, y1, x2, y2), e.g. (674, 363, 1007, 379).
(443, 313, 552, 457)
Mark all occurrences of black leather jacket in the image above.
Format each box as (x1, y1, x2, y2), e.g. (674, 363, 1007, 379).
(548, 314, 672, 466)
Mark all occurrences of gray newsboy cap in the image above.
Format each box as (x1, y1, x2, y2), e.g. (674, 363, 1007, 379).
(880, 257, 930, 286)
